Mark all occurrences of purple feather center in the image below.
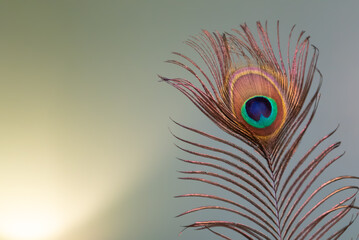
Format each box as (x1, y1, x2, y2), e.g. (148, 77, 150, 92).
(245, 96, 272, 121)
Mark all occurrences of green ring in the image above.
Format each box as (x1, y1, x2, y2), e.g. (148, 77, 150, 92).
(241, 96, 277, 129)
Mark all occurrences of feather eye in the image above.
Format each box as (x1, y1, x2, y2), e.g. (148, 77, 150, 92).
(227, 67, 286, 138)
(161, 21, 359, 239)
(161, 22, 319, 158)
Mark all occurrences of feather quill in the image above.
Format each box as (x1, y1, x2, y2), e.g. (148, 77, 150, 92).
(160, 21, 359, 239)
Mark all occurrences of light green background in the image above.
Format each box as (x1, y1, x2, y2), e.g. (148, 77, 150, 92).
(0, 1, 358, 239)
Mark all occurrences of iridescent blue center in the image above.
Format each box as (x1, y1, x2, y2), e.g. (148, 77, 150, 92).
(241, 96, 277, 129)
(245, 97, 272, 121)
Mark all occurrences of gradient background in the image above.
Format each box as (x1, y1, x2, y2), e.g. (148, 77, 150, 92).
(0, 1, 358, 240)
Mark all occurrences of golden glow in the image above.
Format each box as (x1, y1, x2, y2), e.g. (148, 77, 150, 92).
(0, 2, 171, 240)
(0, 205, 62, 240)
(0, 103, 151, 240)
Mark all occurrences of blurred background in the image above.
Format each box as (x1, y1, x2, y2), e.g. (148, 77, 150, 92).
(0, 0, 358, 239)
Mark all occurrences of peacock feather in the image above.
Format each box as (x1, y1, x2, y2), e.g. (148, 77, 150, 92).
(160, 21, 359, 239)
